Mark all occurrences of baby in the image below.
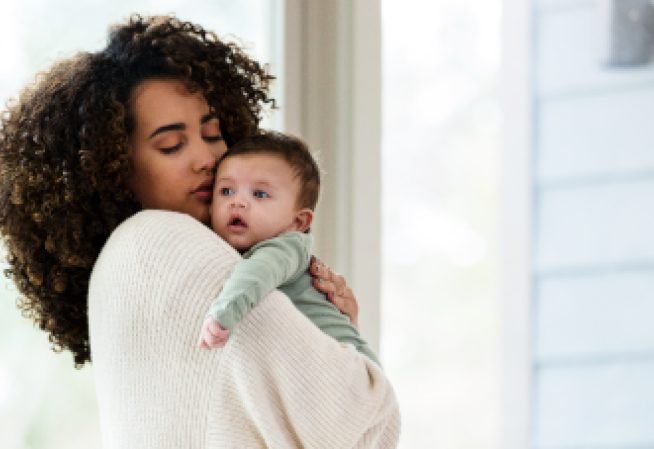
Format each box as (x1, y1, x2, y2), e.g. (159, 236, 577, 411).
(197, 131, 380, 368)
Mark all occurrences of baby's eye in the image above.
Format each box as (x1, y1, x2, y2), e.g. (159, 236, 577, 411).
(221, 187, 234, 195)
(253, 190, 269, 199)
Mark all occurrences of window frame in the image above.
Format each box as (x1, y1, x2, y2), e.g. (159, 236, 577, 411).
(282, 0, 383, 353)
(501, 0, 533, 447)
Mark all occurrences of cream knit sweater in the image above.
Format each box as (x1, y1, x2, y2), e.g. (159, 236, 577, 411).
(88, 210, 400, 448)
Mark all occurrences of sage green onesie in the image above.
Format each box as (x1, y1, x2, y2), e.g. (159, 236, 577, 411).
(206, 231, 381, 368)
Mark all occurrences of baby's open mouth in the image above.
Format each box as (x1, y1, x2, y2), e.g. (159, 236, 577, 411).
(229, 215, 247, 228)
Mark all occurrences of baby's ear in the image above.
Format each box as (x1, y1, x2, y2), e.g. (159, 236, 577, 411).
(290, 208, 314, 233)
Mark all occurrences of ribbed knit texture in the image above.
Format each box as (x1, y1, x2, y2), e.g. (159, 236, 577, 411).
(88, 210, 401, 448)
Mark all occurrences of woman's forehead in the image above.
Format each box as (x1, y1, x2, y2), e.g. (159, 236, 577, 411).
(130, 79, 210, 130)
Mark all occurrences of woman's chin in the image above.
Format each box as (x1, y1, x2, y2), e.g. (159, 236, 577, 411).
(188, 204, 212, 226)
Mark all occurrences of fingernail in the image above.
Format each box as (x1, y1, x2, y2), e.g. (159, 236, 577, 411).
(319, 279, 323, 284)
(316, 265, 321, 272)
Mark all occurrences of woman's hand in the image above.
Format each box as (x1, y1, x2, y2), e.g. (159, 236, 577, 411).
(309, 256, 359, 329)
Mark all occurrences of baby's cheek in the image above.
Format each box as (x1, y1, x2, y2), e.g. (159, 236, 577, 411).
(211, 190, 222, 211)
(209, 200, 220, 226)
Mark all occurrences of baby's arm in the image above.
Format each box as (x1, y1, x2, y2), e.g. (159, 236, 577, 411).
(198, 232, 311, 349)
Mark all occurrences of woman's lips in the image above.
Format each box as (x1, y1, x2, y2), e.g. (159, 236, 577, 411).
(193, 178, 214, 202)
(193, 190, 213, 201)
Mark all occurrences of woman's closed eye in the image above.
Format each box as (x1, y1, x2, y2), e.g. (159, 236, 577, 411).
(204, 134, 223, 143)
(160, 135, 222, 154)
(253, 190, 269, 199)
(160, 142, 183, 154)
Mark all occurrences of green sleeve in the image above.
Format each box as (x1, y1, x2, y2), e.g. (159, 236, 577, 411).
(206, 232, 313, 335)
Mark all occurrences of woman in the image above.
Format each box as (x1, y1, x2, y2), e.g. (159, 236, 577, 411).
(0, 14, 399, 448)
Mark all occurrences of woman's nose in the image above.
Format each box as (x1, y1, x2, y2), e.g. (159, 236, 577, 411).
(192, 141, 217, 173)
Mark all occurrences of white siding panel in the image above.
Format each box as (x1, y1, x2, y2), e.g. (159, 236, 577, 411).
(536, 180, 654, 271)
(536, 6, 654, 97)
(536, 271, 654, 359)
(536, 0, 591, 11)
(535, 361, 654, 447)
(538, 88, 654, 182)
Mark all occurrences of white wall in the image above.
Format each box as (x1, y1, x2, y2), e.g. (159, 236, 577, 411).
(505, 0, 654, 446)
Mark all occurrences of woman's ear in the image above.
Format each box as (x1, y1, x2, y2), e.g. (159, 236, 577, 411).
(289, 209, 314, 233)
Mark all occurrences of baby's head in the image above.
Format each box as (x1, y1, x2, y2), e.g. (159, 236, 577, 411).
(211, 131, 321, 252)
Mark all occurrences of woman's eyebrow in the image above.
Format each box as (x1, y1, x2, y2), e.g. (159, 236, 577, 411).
(149, 115, 216, 139)
(149, 123, 184, 139)
(201, 114, 218, 124)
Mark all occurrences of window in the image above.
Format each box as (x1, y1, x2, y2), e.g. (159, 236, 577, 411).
(381, 0, 502, 446)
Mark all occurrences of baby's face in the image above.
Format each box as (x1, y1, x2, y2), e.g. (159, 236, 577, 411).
(211, 153, 304, 252)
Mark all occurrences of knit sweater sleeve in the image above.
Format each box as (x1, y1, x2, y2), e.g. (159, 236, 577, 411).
(206, 231, 312, 334)
(88, 210, 400, 448)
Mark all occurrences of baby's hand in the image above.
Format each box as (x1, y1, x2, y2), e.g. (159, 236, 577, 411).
(198, 317, 230, 349)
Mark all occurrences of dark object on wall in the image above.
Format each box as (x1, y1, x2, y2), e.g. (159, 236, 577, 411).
(597, 0, 654, 66)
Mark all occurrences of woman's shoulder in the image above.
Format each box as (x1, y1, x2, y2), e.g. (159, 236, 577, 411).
(94, 210, 240, 275)
(111, 209, 209, 240)
(108, 210, 228, 250)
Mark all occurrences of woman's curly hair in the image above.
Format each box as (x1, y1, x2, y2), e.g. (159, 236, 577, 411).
(0, 14, 275, 367)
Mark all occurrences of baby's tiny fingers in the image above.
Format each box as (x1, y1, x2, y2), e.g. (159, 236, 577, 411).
(207, 319, 223, 333)
(204, 329, 222, 347)
(198, 336, 211, 349)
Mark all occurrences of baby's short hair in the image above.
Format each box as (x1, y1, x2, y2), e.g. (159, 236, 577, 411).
(219, 131, 322, 210)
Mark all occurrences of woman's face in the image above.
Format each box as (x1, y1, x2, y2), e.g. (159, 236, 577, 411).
(127, 79, 228, 225)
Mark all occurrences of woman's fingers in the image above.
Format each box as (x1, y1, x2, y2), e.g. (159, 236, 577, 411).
(309, 256, 327, 280)
(331, 272, 347, 296)
(310, 258, 343, 288)
(310, 262, 340, 297)
(310, 257, 360, 329)
(311, 277, 333, 295)
(334, 286, 359, 329)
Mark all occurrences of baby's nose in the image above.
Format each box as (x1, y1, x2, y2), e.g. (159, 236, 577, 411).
(232, 193, 248, 208)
